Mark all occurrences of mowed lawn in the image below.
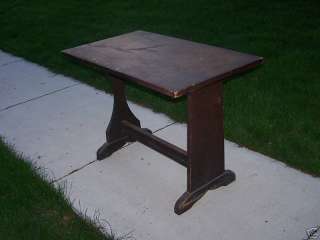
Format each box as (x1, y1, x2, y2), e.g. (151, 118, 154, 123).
(0, 139, 112, 240)
(0, 0, 319, 175)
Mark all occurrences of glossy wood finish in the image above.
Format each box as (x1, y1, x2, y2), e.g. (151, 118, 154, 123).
(63, 30, 263, 98)
(63, 31, 263, 215)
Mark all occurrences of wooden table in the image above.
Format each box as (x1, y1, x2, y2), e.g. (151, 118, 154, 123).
(63, 31, 263, 215)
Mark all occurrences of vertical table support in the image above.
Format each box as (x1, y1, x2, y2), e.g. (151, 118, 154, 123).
(63, 30, 262, 215)
(97, 77, 142, 160)
(174, 82, 235, 215)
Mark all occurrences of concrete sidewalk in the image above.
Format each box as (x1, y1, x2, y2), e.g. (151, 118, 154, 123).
(0, 50, 319, 240)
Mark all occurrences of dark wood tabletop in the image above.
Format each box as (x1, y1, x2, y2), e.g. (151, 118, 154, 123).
(63, 30, 263, 98)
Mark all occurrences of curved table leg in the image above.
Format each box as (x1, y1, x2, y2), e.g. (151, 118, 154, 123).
(97, 76, 148, 160)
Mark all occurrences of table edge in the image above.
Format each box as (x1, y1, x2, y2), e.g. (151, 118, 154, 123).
(62, 49, 263, 98)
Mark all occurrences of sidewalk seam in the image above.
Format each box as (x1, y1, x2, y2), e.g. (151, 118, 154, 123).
(0, 83, 80, 112)
(0, 59, 23, 67)
(51, 159, 97, 184)
(52, 121, 178, 183)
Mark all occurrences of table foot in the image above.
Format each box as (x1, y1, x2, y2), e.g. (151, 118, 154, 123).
(174, 170, 235, 215)
(97, 137, 129, 160)
(141, 128, 152, 134)
(209, 170, 236, 190)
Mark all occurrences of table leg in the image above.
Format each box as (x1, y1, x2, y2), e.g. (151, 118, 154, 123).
(97, 77, 142, 160)
(174, 82, 235, 215)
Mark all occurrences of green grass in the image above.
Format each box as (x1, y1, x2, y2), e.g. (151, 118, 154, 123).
(0, 0, 319, 175)
(0, 139, 112, 240)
